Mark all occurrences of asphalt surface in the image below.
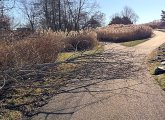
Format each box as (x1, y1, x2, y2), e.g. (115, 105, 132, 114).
(32, 31, 165, 120)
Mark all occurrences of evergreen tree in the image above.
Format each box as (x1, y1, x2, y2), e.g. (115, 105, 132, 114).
(109, 16, 132, 25)
(161, 10, 165, 22)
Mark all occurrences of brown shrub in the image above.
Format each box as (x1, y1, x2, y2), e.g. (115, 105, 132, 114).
(64, 30, 98, 52)
(14, 36, 61, 65)
(0, 29, 33, 43)
(96, 24, 153, 42)
(0, 32, 63, 70)
(0, 43, 14, 69)
(0, 29, 98, 70)
(145, 23, 161, 29)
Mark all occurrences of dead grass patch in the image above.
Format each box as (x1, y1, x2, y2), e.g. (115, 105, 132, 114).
(96, 24, 153, 42)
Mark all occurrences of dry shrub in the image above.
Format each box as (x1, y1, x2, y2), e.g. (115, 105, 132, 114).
(0, 29, 33, 43)
(13, 35, 62, 66)
(64, 30, 98, 52)
(96, 24, 153, 42)
(0, 29, 98, 70)
(145, 22, 161, 29)
(0, 43, 14, 69)
(0, 32, 64, 70)
(144, 21, 165, 29)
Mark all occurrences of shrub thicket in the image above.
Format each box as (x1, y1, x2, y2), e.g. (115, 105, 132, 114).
(96, 24, 153, 42)
(64, 30, 98, 51)
(0, 29, 98, 70)
(0, 33, 63, 70)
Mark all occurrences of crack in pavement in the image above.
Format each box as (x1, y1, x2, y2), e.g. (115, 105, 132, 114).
(32, 31, 165, 120)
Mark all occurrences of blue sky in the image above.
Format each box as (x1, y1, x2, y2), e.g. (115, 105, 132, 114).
(8, 0, 165, 26)
(96, 0, 165, 24)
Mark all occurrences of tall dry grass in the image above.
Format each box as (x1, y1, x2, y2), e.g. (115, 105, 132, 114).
(0, 42, 13, 70)
(96, 24, 153, 42)
(0, 32, 64, 70)
(0, 29, 98, 70)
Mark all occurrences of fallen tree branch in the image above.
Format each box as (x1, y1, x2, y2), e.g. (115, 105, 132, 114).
(0, 77, 6, 90)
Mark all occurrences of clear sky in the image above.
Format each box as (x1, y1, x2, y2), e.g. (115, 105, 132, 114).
(7, 0, 165, 26)
(96, 0, 165, 24)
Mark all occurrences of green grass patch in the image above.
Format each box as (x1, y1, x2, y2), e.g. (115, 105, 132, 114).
(155, 74, 165, 89)
(149, 62, 160, 75)
(57, 44, 104, 61)
(120, 33, 155, 47)
(120, 39, 148, 47)
(56, 44, 104, 77)
(0, 44, 104, 120)
(148, 48, 165, 90)
(0, 110, 22, 120)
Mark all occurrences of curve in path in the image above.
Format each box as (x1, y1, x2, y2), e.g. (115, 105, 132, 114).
(135, 31, 165, 54)
(32, 31, 165, 120)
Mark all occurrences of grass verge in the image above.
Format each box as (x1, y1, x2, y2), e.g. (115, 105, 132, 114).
(120, 33, 155, 47)
(157, 29, 165, 32)
(148, 46, 165, 90)
(58, 44, 104, 61)
(120, 39, 148, 47)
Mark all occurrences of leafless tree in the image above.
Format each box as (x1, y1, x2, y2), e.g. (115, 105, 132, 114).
(161, 10, 165, 22)
(0, 0, 16, 30)
(24, 0, 103, 31)
(19, 0, 41, 31)
(0, 0, 16, 16)
(83, 11, 105, 28)
(121, 6, 139, 23)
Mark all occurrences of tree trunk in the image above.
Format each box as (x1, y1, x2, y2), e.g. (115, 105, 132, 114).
(58, 0, 61, 30)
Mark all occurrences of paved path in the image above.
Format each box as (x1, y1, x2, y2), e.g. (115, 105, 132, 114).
(32, 31, 165, 120)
